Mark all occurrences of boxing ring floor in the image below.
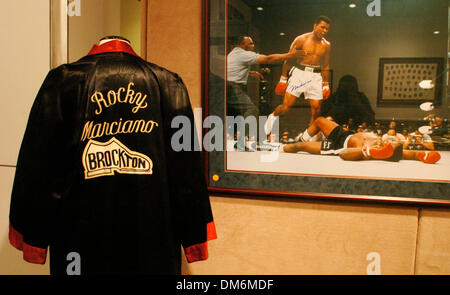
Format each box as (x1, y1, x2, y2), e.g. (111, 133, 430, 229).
(225, 150, 450, 182)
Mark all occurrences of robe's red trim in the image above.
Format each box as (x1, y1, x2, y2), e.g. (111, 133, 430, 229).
(206, 221, 217, 241)
(185, 242, 209, 263)
(184, 221, 217, 263)
(86, 40, 139, 57)
(9, 223, 47, 264)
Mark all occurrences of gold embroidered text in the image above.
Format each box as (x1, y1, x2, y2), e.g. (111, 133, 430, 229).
(90, 82, 149, 115)
(81, 118, 159, 141)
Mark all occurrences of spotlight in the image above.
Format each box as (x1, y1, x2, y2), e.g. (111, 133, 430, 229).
(419, 80, 434, 89)
(419, 102, 434, 112)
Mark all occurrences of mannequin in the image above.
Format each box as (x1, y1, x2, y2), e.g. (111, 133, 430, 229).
(87, 35, 138, 57)
(98, 35, 131, 45)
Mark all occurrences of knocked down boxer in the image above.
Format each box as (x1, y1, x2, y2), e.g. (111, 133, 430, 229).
(283, 116, 441, 164)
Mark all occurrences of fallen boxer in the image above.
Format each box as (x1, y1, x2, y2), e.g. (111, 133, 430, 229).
(283, 116, 441, 164)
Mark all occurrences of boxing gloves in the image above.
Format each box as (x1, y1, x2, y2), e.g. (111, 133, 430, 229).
(274, 76, 288, 95)
(322, 82, 330, 99)
(362, 142, 394, 160)
(417, 151, 441, 164)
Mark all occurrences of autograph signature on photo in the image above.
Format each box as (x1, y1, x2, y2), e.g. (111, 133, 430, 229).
(289, 80, 312, 91)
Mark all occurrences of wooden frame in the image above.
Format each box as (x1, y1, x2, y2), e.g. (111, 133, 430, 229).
(140, 0, 148, 60)
(202, 0, 449, 206)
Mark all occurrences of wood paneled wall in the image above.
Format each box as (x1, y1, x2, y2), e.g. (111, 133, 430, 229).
(145, 0, 450, 275)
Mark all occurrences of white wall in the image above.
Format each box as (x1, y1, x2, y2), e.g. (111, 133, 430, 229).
(68, 0, 141, 63)
(0, 0, 51, 274)
(69, 0, 121, 62)
(0, 1, 51, 166)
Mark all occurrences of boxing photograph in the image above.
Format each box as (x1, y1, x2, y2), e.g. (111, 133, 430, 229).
(206, 0, 449, 203)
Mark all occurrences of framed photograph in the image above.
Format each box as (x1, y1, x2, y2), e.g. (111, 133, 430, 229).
(202, 0, 450, 205)
(377, 57, 445, 107)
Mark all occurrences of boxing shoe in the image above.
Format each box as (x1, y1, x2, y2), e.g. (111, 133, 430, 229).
(264, 113, 278, 135)
(274, 76, 288, 95)
(294, 132, 319, 142)
(294, 132, 304, 142)
(294, 130, 317, 142)
(417, 151, 441, 164)
(363, 143, 394, 159)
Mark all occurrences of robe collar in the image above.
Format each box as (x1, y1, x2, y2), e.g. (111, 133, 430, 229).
(87, 40, 139, 57)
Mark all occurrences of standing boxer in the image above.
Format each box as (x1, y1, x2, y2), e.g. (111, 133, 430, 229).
(265, 16, 332, 135)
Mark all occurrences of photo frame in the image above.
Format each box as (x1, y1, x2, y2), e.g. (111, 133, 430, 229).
(202, 0, 450, 205)
(377, 57, 445, 107)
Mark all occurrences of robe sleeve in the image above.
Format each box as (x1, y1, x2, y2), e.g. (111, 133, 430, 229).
(161, 72, 217, 263)
(9, 67, 65, 264)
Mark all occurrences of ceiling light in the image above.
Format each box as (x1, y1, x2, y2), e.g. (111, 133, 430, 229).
(419, 80, 434, 89)
(419, 102, 434, 112)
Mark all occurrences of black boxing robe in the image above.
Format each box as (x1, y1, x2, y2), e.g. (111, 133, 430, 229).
(9, 41, 216, 275)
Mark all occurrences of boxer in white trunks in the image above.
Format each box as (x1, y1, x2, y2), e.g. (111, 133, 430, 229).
(265, 16, 332, 135)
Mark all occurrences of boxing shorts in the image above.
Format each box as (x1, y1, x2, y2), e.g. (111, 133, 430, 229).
(286, 65, 323, 100)
(320, 126, 355, 155)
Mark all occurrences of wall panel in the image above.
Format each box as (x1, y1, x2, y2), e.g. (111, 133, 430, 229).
(415, 208, 450, 274)
(147, 0, 202, 108)
(182, 196, 418, 275)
